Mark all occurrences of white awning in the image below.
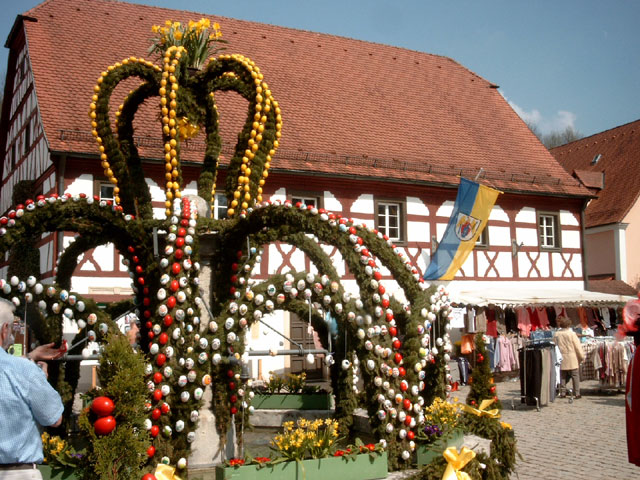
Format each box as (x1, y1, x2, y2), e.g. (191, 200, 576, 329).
(444, 283, 634, 307)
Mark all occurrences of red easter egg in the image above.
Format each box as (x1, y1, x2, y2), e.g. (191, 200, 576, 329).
(178, 228, 186, 237)
(404, 415, 412, 426)
(394, 353, 403, 364)
(403, 399, 412, 410)
(175, 237, 185, 248)
(228, 382, 236, 390)
(161, 403, 170, 414)
(156, 354, 166, 367)
(91, 396, 115, 417)
(135, 265, 144, 274)
(230, 406, 238, 415)
(146, 446, 156, 458)
(227, 369, 235, 378)
(398, 367, 406, 377)
(389, 326, 398, 336)
(94, 415, 116, 435)
(378, 285, 386, 294)
(230, 395, 238, 403)
(153, 372, 163, 384)
(163, 315, 173, 327)
(153, 390, 162, 402)
(150, 425, 160, 437)
(407, 430, 415, 440)
(142, 474, 157, 480)
(169, 280, 179, 292)
(393, 340, 402, 350)
(167, 296, 177, 309)
(158, 333, 168, 345)
(172, 263, 181, 275)
(137, 277, 145, 285)
(381, 299, 390, 308)
(174, 249, 184, 260)
(151, 408, 161, 420)
(132, 256, 139, 263)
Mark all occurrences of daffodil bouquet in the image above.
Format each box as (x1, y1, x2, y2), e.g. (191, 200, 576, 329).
(149, 18, 226, 69)
(270, 418, 340, 461)
(419, 397, 462, 442)
(41, 432, 82, 468)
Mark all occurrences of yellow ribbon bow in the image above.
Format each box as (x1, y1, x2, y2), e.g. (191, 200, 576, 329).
(460, 398, 500, 419)
(154, 464, 183, 480)
(442, 446, 476, 480)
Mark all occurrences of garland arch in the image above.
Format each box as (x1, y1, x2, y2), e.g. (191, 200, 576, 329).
(0, 41, 456, 478)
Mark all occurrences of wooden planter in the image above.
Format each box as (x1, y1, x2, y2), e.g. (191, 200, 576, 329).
(416, 430, 464, 467)
(38, 465, 79, 480)
(252, 393, 332, 410)
(215, 452, 387, 480)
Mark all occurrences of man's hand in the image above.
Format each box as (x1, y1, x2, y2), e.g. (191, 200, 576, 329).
(37, 361, 49, 378)
(29, 342, 66, 362)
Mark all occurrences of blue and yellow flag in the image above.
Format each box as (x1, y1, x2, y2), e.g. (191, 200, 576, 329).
(424, 178, 501, 280)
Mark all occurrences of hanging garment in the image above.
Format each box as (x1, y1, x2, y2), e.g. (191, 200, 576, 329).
(450, 307, 467, 329)
(528, 307, 541, 332)
(547, 307, 557, 328)
(475, 308, 487, 333)
(497, 335, 517, 372)
(461, 334, 475, 354)
(505, 308, 518, 333)
(457, 357, 470, 385)
(466, 308, 477, 332)
(536, 307, 550, 329)
(540, 348, 550, 406)
(516, 307, 532, 337)
(519, 348, 543, 405)
(486, 308, 498, 338)
(600, 307, 611, 329)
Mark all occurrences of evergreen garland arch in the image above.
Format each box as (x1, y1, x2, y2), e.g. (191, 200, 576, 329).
(0, 43, 457, 478)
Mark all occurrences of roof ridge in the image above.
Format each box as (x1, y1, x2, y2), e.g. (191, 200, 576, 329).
(551, 117, 640, 154)
(23, 0, 58, 17)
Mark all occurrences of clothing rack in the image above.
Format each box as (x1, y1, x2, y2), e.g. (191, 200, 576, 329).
(513, 339, 556, 412)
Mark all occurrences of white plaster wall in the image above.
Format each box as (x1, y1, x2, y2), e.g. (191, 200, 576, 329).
(321, 245, 346, 276)
(408, 221, 429, 243)
(85, 244, 114, 271)
(153, 208, 166, 219)
(267, 244, 284, 274)
(436, 222, 448, 239)
(350, 194, 373, 214)
(270, 188, 286, 204)
(561, 230, 581, 249)
(246, 310, 287, 378)
(515, 207, 536, 223)
(455, 252, 475, 277)
(407, 197, 429, 216)
(493, 252, 513, 277)
(39, 242, 54, 275)
(436, 200, 454, 217)
(559, 210, 579, 226)
(65, 174, 93, 196)
(489, 226, 511, 247)
(288, 248, 306, 271)
(515, 227, 538, 247)
(489, 205, 509, 222)
(323, 191, 342, 212)
(182, 180, 198, 196)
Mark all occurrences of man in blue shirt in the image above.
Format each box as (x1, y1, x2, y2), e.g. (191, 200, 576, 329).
(0, 298, 64, 479)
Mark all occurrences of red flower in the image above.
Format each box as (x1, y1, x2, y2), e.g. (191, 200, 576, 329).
(365, 443, 376, 452)
(229, 458, 245, 466)
(254, 457, 270, 463)
(333, 450, 345, 457)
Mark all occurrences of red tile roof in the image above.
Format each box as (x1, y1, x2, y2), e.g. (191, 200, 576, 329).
(573, 169, 604, 190)
(552, 119, 640, 227)
(17, 0, 589, 197)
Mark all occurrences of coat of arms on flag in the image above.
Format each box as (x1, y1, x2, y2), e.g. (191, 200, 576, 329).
(455, 213, 481, 241)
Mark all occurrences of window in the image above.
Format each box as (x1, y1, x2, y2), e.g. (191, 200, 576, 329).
(11, 143, 16, 169)
(538, 212, 560, 249)
(291, 194, 321, 209)
(24, 122, 31, 155)
(99, 182, 115, 201)
(376, 200, 404, 242)
(213, 193, 228, 220)
(475, 226, 489, 248)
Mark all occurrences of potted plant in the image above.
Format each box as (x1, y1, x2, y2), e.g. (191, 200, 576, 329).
(251, 372, 333, 410)
(215, 419, 387, 480)
(415, 397, 464, 467)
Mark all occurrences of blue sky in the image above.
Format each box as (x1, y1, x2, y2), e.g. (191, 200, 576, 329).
(1, 0, 639, 138)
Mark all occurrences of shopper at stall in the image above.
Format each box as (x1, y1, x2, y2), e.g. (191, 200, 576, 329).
(553, 315, 585, 398)
(0, 298, 64, 479)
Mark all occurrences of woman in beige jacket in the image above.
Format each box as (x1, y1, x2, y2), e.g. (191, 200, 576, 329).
(554, 315, 585, 398)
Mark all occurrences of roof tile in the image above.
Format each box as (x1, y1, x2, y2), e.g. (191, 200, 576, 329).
(19, 0, 589, 197)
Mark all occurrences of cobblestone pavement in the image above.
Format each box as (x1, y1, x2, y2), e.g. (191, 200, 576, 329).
(386, 377, 638, 480)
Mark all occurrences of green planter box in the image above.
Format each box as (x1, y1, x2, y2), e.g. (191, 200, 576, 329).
(252, 393, 332, 410)
(215, 452, 387, 480)
(38, 465, 79, 480)
(416, 430, 464, 467)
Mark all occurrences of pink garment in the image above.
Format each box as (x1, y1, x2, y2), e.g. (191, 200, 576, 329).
(497, 335, 517, 372)
(536, 307, 550, 329)
(517, 307, 531, 337)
